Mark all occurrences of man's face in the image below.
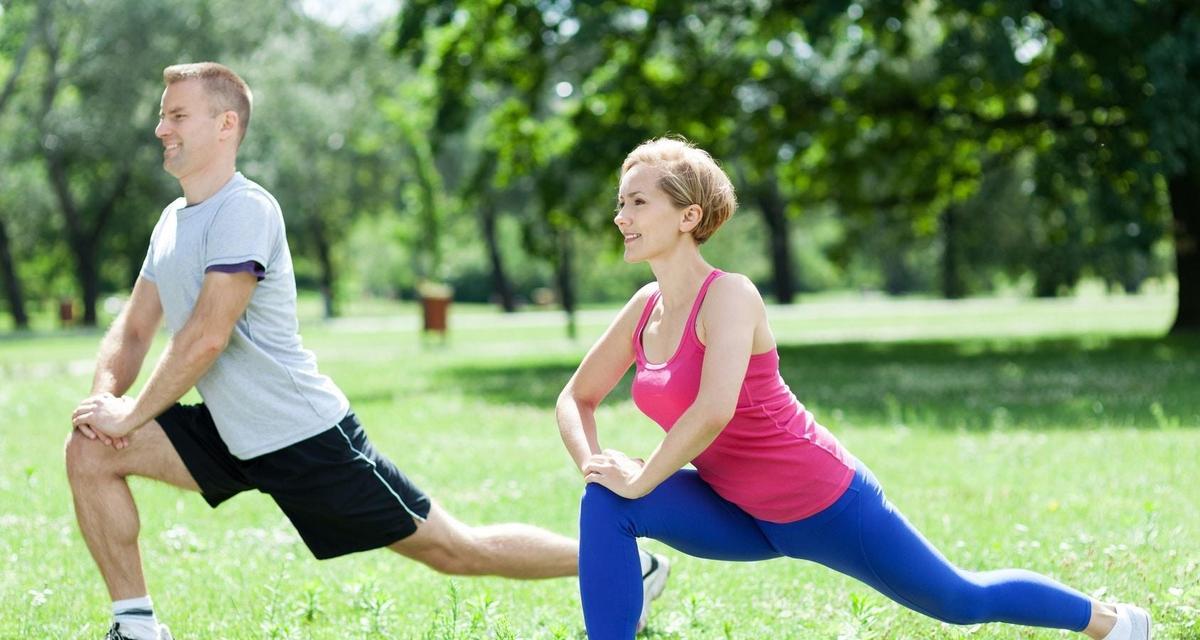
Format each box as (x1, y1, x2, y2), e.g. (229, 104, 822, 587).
(154, 79, 226, 180)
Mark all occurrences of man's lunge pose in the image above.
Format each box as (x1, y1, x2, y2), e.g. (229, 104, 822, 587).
(67, 62, 667, 640)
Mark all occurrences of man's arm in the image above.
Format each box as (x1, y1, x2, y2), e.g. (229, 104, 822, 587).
(75, 277, 164, 445)
(91, 276, 164, 397)
(74, 270, 258, 439)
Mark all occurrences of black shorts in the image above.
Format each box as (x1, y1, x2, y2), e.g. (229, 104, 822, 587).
(157, 404, 432, 559)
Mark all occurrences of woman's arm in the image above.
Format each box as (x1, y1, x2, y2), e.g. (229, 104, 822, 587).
(557, 284, 656, 474)
(584, 274, 765, 497)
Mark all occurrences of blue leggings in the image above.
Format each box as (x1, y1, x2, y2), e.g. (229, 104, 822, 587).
(579, 462, 1093, 639)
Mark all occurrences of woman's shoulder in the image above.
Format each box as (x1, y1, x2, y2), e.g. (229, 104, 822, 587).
(710, 271, 764, 305)
(633, 280, 659, 300)
(612, 281, 659, 325)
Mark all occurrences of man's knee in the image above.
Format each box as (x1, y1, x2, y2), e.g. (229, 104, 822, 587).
(408, 533, 487, 576)
(64, 430, 116, 482)
(392, 510, 489, 576)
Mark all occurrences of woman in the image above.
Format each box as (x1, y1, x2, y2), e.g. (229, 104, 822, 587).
(556, 137, 1151, 639)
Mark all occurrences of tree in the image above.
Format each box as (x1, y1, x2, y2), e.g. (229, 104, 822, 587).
(396, 2, 830, 312)
(14, 0, 297, 326)
(0, 0, 39, 328)
(244, 18, 406, 318)
(833, 0, 1197, 330)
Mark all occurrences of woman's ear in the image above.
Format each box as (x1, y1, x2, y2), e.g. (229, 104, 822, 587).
(679, 204, 703, 233)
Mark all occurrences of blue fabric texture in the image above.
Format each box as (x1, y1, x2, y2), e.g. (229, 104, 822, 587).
(579, 462, 1092, 639)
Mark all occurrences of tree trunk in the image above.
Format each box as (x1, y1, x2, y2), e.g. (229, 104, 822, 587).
(941, 204, 967, 299)
(66, 241, 100, 326)
(0, 217, 29, 329)
(555, 229, 577, 340)
(43, 152, 130, 327)
(1168, 169, 1200, 333)
(755, 176, 796, 304)
(312, 218, 337, 319)
(480, 200, 516, 312)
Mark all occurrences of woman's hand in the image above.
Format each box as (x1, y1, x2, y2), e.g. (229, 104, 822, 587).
(583, 448, 649, 498)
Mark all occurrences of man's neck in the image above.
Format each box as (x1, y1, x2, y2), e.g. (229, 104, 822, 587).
(180, 161, 237, 206)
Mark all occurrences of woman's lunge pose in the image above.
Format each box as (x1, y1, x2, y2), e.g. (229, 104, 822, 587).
(556, 137, 1151, 639)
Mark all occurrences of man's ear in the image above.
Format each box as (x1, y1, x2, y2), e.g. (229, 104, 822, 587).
(680, 204, 703, 233)
(218, 111, 239, 142)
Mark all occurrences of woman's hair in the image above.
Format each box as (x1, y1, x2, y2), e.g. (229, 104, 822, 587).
(621, 137, 737, 244)
(163, 62, 253, 145)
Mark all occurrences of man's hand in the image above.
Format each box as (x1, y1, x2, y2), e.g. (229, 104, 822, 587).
(582, 448, 649, 499)
(71, 393, 137, 449)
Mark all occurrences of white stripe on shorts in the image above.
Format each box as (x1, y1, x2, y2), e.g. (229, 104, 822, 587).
(335, 424, 427, 523)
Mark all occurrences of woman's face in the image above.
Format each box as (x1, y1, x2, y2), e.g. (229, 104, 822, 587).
(614, 164, 690, 263)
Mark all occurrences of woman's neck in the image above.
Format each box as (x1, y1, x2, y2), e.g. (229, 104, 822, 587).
(648, 245, 713, 311)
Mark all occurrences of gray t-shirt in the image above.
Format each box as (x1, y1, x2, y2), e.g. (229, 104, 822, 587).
(140, 172, 349, 459)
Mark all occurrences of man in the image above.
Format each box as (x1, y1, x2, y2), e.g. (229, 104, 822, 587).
(66, 62, 669, 640)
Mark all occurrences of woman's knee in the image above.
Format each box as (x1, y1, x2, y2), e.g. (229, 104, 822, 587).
(917, 580, 989, 625)
(580, 483, 642, 536)
(580, 483, 626, 516)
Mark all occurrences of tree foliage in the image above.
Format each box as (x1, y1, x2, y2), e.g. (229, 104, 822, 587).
(1, 0, 1196, 333)
(396, 0, 1197, 331)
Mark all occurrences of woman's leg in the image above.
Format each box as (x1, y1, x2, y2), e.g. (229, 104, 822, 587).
(579, 469, 781, 639)
(759, 463, 1094, 632)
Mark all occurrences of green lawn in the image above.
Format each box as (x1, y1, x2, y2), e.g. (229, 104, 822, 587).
(1, 292, 1197, 639)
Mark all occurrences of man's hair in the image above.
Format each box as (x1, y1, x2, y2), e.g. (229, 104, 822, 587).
(621, 137, 737, 244)
(163, 62, 253, 144)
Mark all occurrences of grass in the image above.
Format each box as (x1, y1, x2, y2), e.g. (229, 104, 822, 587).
(1, 291, 1198, 639)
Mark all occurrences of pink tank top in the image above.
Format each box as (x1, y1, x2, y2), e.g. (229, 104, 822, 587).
(631, 270, 855, 523)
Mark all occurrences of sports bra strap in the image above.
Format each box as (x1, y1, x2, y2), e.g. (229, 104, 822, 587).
(632, 270, 725, 362)
(686, 270, 725, 336)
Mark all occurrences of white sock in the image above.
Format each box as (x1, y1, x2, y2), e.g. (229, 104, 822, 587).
(112, 595, 159, 640)
(638, 549, 653, 577)
(1101, 605, 1131, 640)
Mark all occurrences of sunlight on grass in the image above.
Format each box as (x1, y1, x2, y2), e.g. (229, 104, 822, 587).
(1, 293, 1196, 638)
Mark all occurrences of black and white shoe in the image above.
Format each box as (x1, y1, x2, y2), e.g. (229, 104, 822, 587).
(104, 622, 173, 640)
(636, 553, 671, 634)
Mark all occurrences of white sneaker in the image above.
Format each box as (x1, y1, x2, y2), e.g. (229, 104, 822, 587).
(1120, 604, 1152, 640)
(636, 553, 670, 634)
(104, 623, 172, 640)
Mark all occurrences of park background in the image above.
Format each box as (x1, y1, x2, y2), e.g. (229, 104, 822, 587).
(1, 0, 1198, 638)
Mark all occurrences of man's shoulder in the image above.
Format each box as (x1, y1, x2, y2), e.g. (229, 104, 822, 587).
(161, 196, 187, 216)
(224, 175, 282, 211)
(212, 177, 284, 229)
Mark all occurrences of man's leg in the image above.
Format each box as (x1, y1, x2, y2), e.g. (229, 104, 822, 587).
(64, 422, 200, 600)
(387, 501, 577, 578)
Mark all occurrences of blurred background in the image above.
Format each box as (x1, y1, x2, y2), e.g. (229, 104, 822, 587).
(0, 0, 1196, 334)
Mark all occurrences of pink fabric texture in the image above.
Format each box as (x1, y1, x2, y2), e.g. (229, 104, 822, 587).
(631, 270, 855, 522)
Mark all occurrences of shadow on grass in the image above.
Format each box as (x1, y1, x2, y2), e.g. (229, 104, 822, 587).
(438, 334, 1200, 431)
(435, 360, 590, 409)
